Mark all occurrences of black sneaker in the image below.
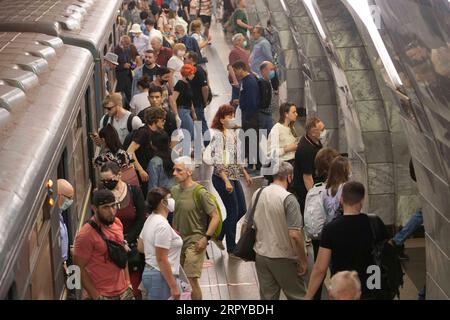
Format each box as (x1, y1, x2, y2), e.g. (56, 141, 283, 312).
(391, 240, 409, 260)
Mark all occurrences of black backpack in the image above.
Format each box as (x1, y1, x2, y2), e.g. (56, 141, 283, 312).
(257, 77, 272, 111)
(103, 113, 136, 150)
(368, 214, 404, 300)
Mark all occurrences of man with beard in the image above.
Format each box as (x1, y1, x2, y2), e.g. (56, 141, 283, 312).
(73, 189, 134, 300)
(131, 49, 161, 97)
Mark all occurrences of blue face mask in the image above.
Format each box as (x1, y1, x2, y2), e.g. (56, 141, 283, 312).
(60, 199, 73, 211)
(269, 70, 276, 80)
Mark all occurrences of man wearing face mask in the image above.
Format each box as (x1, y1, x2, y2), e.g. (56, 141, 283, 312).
(57, 179, 74, 266)
(73, 189, 134, 300)
(184, 51, 210, 138)
(174, 24, 205, 64)
(258, 61, 278, 134)
(99, 162, 146, 298)
(292, 117, 326, 216)
(241, 162, 308, 300)
(152, 66, 173, 99)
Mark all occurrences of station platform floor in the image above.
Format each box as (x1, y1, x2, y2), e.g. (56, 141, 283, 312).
(193, 20, 426, 300)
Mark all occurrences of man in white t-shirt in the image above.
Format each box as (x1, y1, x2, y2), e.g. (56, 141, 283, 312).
(96, 93, 143, 144)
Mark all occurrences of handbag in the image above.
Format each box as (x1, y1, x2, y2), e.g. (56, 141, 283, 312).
(120, 165, 140, 187)
(127, 242, 145, 272)
(233, 187, 265, 261)
(88, 221, 128, 269)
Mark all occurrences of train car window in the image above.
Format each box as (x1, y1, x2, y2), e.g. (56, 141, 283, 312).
(57, 149, 68, 179)
(113, 23, 117, 46)
(70, 105, 89, 226)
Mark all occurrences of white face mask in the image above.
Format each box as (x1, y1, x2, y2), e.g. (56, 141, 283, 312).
(177, 50, 186, 58)
(319, 129, 328, 143)
(60, 199, 73, 211)
(224, 118, 237, 129)
(165, 198, 175, 212)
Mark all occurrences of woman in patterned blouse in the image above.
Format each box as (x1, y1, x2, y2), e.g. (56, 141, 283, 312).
(95, 124, 131, 169)
(209, 104, 252, 256)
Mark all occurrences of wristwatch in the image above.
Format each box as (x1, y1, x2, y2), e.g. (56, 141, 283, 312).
(205, 235, 212, 241)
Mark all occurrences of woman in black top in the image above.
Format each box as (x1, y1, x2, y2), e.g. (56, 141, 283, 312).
(169, 63, 197, 140)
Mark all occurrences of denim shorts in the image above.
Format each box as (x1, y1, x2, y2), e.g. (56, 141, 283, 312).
(141, 265, 180, 300)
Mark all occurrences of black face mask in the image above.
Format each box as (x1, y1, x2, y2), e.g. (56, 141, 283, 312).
(103, 179, 119, 190)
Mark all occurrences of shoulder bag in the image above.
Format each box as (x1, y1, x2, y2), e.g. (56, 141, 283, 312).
(233, 187, 265, 261)
(88, 220, 128, 269)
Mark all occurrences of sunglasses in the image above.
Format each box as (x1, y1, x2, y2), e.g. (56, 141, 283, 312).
(104, 106, 115, 111)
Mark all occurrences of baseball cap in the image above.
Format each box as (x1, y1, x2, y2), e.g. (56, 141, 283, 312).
(92, 189, 116, 206)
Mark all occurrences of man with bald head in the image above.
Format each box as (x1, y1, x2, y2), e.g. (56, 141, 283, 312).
(57, 179, 74, 263)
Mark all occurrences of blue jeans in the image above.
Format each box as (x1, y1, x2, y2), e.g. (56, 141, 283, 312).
(142, 266, 179, 300)
(212, 175, 247, 253)
(195, 106, 209, 147)
(195, 106, 208, 136)
(258, 112, 274, 135)
(393, 208, 423, 245)
(178, 108, 194, 141)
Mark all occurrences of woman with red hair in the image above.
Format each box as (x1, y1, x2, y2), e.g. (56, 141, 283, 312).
(169, 63, 197, 140)
(209, 104, 253, 256)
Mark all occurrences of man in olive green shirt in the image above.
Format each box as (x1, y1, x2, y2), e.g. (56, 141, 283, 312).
(171, 156, 221, 300)
(232, 0, 253, 37)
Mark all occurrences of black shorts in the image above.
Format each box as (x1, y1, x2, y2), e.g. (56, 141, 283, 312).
(199, 15, 211, 27)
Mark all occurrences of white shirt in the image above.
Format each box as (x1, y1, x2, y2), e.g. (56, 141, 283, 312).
(267, 123, 298, 162)
(167, 56, 184, 85)
(99, 110, 143, 144)
(139, 214, 183, 275)
(130, 91, 150, 115)
(134, 34, 149, 56)
(148, 28, 163, 43)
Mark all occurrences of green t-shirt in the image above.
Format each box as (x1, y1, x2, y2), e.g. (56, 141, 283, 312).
(171, 183, 216, 247)
(232, 9, 248, 35)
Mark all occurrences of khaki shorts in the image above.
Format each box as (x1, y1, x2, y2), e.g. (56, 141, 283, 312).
(181, 244, 206, 278)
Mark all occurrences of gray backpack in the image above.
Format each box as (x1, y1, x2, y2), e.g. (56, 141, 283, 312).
(304, 182, 327, 240)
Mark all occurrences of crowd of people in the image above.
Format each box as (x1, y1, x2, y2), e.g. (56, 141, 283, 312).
(53, 0, 419, 301)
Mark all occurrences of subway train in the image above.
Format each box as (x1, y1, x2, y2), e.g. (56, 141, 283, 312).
(0, 0, 122, 299)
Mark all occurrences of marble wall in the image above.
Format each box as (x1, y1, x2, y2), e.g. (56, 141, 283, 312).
(375, 0, 450, 299)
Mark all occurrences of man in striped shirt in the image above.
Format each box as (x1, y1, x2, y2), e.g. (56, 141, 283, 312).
(190, 0, 212, 38)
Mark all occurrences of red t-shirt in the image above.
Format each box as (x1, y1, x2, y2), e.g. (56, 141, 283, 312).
(74, 217, 128, 297)
(156, 47, 173, 67)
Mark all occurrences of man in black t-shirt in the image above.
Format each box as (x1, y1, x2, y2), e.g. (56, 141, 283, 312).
(137, 85, 178, 148)
(127, 107, 166, 196)
(291, 116, 325, 215)
(305, 182, 389, 300)
(131, 49, 161, 97)
(184, 52, 210, 137)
